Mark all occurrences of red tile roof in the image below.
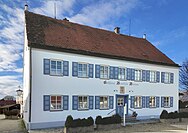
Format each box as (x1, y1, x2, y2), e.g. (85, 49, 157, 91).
(25, 11, 179, 67)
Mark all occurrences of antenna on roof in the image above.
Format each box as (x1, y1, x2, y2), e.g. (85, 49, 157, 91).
(129, 19, 131, 36)
(54, 0, 57, 19)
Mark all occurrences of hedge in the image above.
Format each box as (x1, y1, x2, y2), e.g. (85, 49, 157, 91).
(95, 114, 121, 125)
(160, 110, 188, 119)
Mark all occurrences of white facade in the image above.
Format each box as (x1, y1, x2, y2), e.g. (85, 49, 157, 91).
(23, 47, 179, 129)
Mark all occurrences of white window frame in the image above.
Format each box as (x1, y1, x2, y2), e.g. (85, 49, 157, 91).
(50, 59, 63, 76)
(100, 65, 109, 79)
(78, 63, 88, 78)
(50, 95, 62, 111)
(150, 71, 157, 82)
(134, 96, 142, 108)
(100, 96, 109, 109)
(164, 96, 170, 107)
(149, 96, 156, 108)
(78, 96, 88, 110)
(118, 67, 126, 80)
(135, 69, 142, 81)
(164, 72, 170, 83)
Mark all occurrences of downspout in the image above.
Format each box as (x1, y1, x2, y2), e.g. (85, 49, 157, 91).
(29, 47, 32, 127)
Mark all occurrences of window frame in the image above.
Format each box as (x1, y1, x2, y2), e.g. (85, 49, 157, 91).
(149, 96, 156, 108)
(99, 96, 109, 110)
(134, 96, 142, 109)
(50, 95, 62, 111)
(118, 67, 126, 80)
(163, 96, 170, 108)
(78, 95, 89, 110)
(150, 71, 157, 83)
(78, 62, 89, 78)
(164, 72, 171, 84)
(50, 59, 63, 76)
(135, 69, 142, 81)
(100, 65, 109, 79)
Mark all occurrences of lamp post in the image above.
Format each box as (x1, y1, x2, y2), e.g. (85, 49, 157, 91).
(16, 85, 23, 118)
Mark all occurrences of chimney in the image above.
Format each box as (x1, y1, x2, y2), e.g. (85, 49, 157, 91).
(25, 4, 28, 11)
(114, 27, 120, 34)
(143, 34, 146, 39)
(63, 18, 69, 22)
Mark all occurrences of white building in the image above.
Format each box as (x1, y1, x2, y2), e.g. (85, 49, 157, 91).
(23, 8, 179, 129)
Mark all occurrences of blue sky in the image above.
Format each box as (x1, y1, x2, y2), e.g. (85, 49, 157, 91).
(0, 0, 188, 99)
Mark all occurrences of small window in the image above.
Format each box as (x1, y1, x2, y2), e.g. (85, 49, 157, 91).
(100, 66, 109, 79)
(100, 96, 108, 109)
(117, 97, 124, 106)
(164, 73, 170, 83)
(78, 96, 88, 110)
(150, 71, 157, 82)
(50, 96, 62, 110)
(149, 96, 156, 108)
(134, 96, 142, 108)
(50, 60, 63, 75)
(164, 97, 170, 107)
(135, 69, 142, 81)
(118, 68, 126, 80)
(78, 63, 88, 78)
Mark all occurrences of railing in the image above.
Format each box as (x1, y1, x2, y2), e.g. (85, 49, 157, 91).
(107, 109, 116, 115)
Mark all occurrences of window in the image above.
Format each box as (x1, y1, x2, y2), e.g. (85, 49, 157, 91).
(78, 96, 88, 110)
(134, 96, 142, 108)
(78, 63, 88, 78)
(164, 97, 170, 107)
(50, 96, 62, 110)
(100, 96, 108, 109)
(135, 69, 142, 81)
(117, 97, 124, 106)
(50, 60, 63, 75)
(118, 68, 126, 80)
(149, 96, 156, 108)
(150, 71, 157, 82)
(100, 66, 109, 79)
(164, 73, 170, 83)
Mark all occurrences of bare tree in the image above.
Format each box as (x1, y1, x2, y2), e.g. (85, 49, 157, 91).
(180, 59, 188, 91)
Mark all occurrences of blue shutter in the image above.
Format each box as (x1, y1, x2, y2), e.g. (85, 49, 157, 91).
(130, 96, 134, 108)
(95, 96, 100, 109)
(161, 72, 165, 83)
(156, 97, 160, 108)
(142, 96, 145, 108)
(131, 69, 135, 81)
(72, 62, 78, 77)
(63, 95, 69, 110)
(156, 71, 160, 83)
(109, 66, 114, 79)
(72, 96, 78, 110)
(89, 96, 94, 109)
(161, 97, 164, 107)
(170, 97, 173, 107)
(43, 95, 50, 111)
(109, 96, 114, 109)
(44, 59, 50, 75)
(170, 73, 174, 84)
(63, 61, 69, 76)
(114, 67, 119, 80)
(146, 96, 150, 108)
(142, 70, 146, 82)
(89, 64, 94, 78)
(127, 68, 131, 80)
(146, 70, 150, 82)
(95, 65, 100, 78)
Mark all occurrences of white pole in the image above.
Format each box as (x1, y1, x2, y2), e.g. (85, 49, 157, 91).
(123, 103, 127, 126)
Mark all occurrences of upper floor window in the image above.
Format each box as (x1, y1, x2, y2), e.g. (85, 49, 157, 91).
(78, 63, 88, 78)
(118, 68, 126, 80)
(135, 69, 142, 81)
(100, 66, 109, 79)
(100, 96, 108, 109)
(150, 71, 157, 82)
(78, 96, 88, 110)
(164, 97, 170, 107)
(50, 60, 63, 75)
(164, 72, 170, 83)
(50, 95, 62, 110)
(149, 96, 156, 108)
(134, 96, 142, 108)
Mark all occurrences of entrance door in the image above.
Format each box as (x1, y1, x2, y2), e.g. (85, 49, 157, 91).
(116, 95, 128, 117)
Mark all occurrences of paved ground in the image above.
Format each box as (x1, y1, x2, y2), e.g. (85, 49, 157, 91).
(0, 114, 25, 133)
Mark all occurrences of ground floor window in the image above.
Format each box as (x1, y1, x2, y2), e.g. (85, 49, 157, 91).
(50, 95, 62, 110)
(164, 97, 170, 107)
(100, 96, 108, 109)
(149, 96, 156, 108)
(78, 96, 88, 110)
(134, 96, 142, 108)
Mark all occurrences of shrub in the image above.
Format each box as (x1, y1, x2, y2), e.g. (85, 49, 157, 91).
(87, 117, 94, 126)
(10, 109, 20, 116)
(95, 116, 102, 125)
(65, 115, 73, 128)
(160, 110, 168, 119)
(95, 114, 121, 125)
(4, 110, 11, 116)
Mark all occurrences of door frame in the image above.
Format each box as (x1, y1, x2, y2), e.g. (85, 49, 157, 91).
(116, 94, 129, 116)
